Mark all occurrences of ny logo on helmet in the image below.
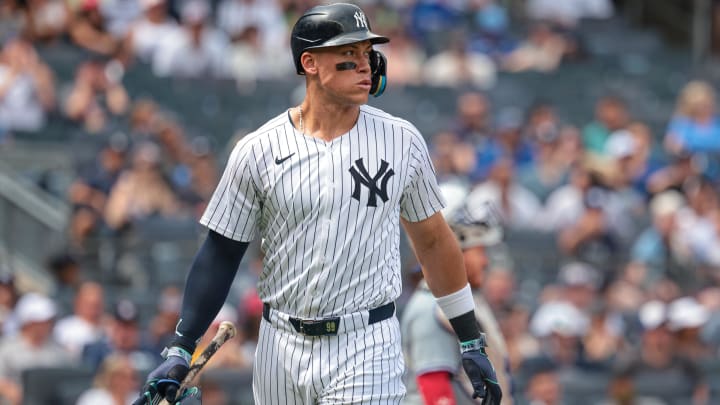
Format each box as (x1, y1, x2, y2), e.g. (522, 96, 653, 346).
(349, 158, 394, 207)
(354, 11, 368, 28)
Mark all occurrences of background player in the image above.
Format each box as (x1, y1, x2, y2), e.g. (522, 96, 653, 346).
(134, 3, 501, 404)
(402, 201, 513, 404)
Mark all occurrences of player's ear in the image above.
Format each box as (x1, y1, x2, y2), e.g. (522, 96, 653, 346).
(301, 52, 318, 75)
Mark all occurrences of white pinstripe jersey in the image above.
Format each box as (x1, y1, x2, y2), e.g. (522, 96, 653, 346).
(200, 104, 445, 318)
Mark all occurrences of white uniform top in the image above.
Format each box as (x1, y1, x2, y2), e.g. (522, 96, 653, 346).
(201, 104, 445, 318)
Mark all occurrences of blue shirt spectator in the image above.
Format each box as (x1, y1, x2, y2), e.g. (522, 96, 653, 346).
(470, 137, 504, 182)
(665, 115, 720, 153)
(408, 0, 461, 55)
(665, 80, 720, 155)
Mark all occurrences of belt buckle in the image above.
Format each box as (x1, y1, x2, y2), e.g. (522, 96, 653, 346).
(299, 319, 339, 336)
(299, 320, 318, 335)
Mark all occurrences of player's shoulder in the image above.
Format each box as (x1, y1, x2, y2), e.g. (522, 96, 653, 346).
(254, 111, 290, 135)
(360, 105, 423, 138)
(230, 111, 289, 151)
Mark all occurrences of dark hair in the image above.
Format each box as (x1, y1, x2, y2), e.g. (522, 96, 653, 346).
(598, 94, 627, 108)
(46, 253, 79, 274)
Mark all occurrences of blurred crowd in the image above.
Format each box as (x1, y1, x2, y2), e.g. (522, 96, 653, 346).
(4, 0, 720, 404)
(0, 268, 263, 405)
(0, 0, 616, 136)
(425, 80, 720, 404)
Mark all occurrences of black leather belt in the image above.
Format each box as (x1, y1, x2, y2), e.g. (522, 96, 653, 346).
(262, 302, 395, 336)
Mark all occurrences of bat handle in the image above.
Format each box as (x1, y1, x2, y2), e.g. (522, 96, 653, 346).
(157, 321, 238, 405)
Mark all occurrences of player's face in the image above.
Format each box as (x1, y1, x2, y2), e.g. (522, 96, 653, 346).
(310, 41, 373, 105)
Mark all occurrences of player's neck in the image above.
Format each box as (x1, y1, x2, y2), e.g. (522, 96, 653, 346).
(294, 100, 361, 142)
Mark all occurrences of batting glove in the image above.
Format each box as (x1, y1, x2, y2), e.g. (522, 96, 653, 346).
(460, 335, 502, 405)
(176, 387, 202, 405)
(133, 346, 191, 405)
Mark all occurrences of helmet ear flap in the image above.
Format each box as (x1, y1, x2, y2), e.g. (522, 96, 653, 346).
(369, 50, 387, 97)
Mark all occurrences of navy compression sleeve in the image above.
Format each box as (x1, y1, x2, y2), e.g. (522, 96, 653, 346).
(170, 230, 249, 352)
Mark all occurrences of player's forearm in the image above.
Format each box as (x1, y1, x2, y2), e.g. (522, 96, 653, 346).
(417, 228, 467, 297)
(404, 215, 483, 344)
(171, 230, 248, 352)
(414, 225, 482, 343)
(403, 213, 467, 297)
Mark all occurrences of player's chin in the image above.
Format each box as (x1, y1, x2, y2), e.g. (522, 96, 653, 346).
(344, 88, 370, 104)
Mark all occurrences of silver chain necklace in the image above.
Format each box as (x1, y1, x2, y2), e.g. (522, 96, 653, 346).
(297, 106, 304, 134)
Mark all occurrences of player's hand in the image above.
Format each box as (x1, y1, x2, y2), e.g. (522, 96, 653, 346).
(461, 342, 502, 404)
(134, 386, 201, 405)
(133, 346, 191, 405)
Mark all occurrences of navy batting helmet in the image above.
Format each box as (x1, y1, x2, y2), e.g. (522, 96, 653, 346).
(291, 3, 389, 75)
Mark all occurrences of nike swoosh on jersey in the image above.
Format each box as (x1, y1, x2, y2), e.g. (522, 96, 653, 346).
(275, 153, 295, 164)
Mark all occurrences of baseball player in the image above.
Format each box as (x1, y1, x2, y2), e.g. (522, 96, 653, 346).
(134, 3, 502, 404)
(402, 201, 514, 405)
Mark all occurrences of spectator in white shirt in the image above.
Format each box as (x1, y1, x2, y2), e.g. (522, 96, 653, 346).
(216, 0, 287, 54)
(53, 281, 106, 358)
(76, 354, 140, 405)
(422, 33, 497, 89)
(227, 24, 292, 84)
(126, 0, 179, 63)
(100, 0, 142, 39)
(0, 38, 55, 132)
(0, 293, 73, 405)
(152, 0, 230, 78)
(465, 156, 542, 230)
(526, 0, 613, 28)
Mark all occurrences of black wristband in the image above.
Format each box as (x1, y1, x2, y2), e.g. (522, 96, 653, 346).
(448, 310, 482, 342)
(170, 335, 197, 355)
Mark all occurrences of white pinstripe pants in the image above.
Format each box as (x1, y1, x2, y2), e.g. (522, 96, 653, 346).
(253, 310, 405, 404)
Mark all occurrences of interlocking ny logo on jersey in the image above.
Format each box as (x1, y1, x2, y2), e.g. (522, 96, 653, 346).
(354, 11, 368, 28)
(349, 158, 394, 207)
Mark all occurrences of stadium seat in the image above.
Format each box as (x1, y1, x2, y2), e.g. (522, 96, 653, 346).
(200, 368, 255, 405)
(21, 366, 95, 405)
(559, 368, 612, 405)
(700, 358, 720, 404)
(632, 369, 695, 405)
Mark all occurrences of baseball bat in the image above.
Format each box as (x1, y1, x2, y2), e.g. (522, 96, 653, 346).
(159, 321, 238, 405)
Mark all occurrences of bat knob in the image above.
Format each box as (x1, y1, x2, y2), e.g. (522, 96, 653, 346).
(165, 385, 179, 403)
(218, 321, 238, 339)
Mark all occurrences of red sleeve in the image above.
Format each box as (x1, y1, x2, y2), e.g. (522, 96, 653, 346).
(417, 371, 456, 405)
